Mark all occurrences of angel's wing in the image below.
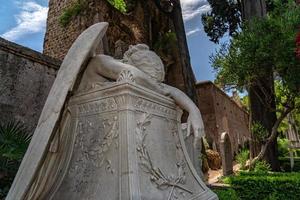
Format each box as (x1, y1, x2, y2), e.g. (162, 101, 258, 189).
(6, 22, 108, 200)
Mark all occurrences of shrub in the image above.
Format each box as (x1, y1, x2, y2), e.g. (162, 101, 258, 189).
(227, 172, 300, 200)
(253, 160, 271, 173)
(277, 138, 289, 157)
(213, 188, 239, 200)
(251, 122, 268, 142)
(279, 157, 300, 172)
(235, 149, 249, 169)
(0, 121, 31, 199)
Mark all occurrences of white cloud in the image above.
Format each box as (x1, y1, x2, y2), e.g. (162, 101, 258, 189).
(186, 28, 201, 36)
(1, 1, 48, 41)
(180, 0, 211, 21)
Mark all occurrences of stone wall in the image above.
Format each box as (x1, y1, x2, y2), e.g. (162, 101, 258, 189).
(0, 38, 60, 132)
(196, 81, 250, 155)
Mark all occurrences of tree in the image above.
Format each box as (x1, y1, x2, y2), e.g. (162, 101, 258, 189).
(202, 0, 284, 170)
(210, 1, 300, 168)
(202, 0, 242, 43)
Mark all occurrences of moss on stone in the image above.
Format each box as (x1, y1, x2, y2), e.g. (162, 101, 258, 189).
(59, 0, 87, 27)
(106, 0, 128, 13)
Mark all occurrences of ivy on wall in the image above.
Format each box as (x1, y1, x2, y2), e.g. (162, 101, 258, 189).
(58, 0, 128, 27)
(59, 0, 88, 27)
(106, 0, 128, 13)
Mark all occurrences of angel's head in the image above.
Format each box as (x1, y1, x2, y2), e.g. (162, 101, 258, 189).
(122, 44, 165, 82)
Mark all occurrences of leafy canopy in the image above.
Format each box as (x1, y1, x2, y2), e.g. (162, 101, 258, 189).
(211, 1, 300, 98)
(202, 0, 241, 43)
(201, 0, 288, 43)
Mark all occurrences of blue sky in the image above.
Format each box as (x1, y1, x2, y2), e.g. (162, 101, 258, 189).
(0, 0, 223, 81)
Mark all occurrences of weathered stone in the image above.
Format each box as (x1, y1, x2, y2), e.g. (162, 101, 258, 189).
(0, 37, 60, 131)
(7, 22, 217, 200)
(6, 23, 109, 200)
(196, 81, 251, 155)
(220, 132, 233, 176)
(49, 82, 217, 199)
(182, 123, 203, 179)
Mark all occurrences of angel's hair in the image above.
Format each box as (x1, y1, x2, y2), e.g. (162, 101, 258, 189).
(122, 44, 165, 82)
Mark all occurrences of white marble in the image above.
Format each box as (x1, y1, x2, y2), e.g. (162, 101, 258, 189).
(7, 22, 217, 200)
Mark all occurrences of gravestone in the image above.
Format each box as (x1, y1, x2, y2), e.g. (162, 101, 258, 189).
(51, 80, 217, 199)
(7, 23, 218, 200)
(220, 132, 233, 176)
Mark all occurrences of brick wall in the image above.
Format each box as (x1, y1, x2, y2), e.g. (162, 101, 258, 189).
(0, 38, 60, 132)
(196, 81, 251, 155)
(43, 0, 82, 59)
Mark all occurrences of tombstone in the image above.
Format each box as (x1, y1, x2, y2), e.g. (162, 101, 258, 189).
(220, 132, 233, 176)
(182, 123, 204, 179)
(7, 23, 218, 200)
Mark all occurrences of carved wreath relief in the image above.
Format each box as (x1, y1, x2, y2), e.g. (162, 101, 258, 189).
(67, 114, 119, 193)
(136, 113, 193, 200)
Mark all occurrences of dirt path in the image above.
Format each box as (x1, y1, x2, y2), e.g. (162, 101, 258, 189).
(208, 162, 241, 185)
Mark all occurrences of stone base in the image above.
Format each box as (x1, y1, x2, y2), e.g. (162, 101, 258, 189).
(51, 82, 218, 200)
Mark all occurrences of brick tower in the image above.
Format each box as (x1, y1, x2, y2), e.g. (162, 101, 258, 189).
(43, 0, 198, 104)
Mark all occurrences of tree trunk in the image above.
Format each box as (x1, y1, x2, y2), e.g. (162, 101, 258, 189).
(248, 74, 280, 170)
(242, 0, 280, 171)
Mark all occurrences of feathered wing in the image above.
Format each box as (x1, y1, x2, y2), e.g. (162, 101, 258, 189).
(6, 22, 108, 200)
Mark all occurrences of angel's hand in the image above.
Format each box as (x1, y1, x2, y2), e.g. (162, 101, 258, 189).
(186, 111, 205, 147)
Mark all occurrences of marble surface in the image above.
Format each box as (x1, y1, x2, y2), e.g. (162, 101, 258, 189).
(51, 81, 218, 200)
(7, 22, 217, 200)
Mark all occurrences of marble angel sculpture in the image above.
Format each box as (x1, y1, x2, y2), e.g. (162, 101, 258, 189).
(6, 22, 205, 200)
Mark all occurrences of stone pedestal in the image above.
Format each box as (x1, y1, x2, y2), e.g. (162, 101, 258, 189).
(51, 82, 218, 200)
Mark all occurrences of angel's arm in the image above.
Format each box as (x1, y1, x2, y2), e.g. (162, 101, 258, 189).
(161, 84, 205, 141)
(88, 55, 160, 91)
(88, 54, 204, 143)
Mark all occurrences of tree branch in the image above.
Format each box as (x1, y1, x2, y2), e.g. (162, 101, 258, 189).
(249, 105, 294, 167)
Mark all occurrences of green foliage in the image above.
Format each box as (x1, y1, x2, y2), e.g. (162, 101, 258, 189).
(153, 31, 177, 52)
(235, 149, 249, 169)
(201, 0, 282, 43)
(279, 157, 300, 172)
(277, 138, 289, 157)
(211, 1, 300, 96)
(240, 95, 249, 111)
(59, 0, 87, 27)
(213, 188, 240, 200)
(226, 172, 300, 200)
(0, 121, 31, 199)
(201, 0, 241, 43)
(253, 160, 271, 173)
(106, 0, 127, 13)
(153, 31, 178, 68)
(251, 122, 268, 142)
(59, 0, 128, 27)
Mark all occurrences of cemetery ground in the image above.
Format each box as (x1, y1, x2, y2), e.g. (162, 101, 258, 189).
(207, 146, 300, 200)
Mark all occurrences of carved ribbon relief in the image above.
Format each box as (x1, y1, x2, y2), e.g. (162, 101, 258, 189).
(135, 113, 193, 200)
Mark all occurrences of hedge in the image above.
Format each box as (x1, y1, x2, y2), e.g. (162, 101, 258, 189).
(226, 172, 300, 200)
(279, 157, 300, 172)
(213, 188, 239, 200)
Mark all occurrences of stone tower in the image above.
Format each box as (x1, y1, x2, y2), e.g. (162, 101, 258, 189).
(43, 0, 198, 103)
